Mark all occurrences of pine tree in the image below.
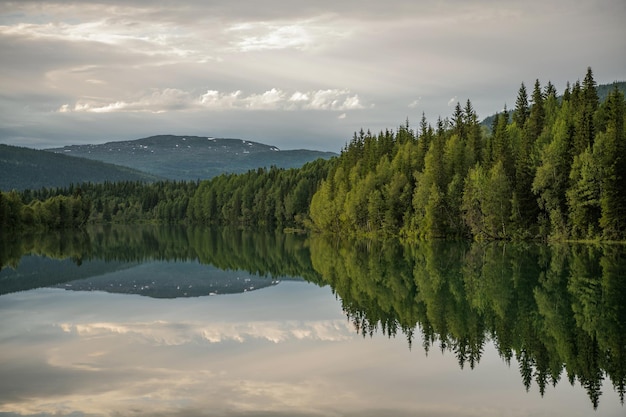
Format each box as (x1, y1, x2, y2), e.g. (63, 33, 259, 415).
(464, 99, 482, 166)
(452, 101, 466, 140)
(416, 112, 433, 172)
(488, 108, 514, 180)
(532, 103, 574, 239)
(598, 88, 626, 239)
(567, 149, 602, 239)
(573, 67, 599, 155)
(526, 79, 545, 142)
(514, 82, 530, 128)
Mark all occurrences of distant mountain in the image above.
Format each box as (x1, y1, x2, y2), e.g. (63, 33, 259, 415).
(596, 81, 626, 101)
(0, 144, 161, 191)
(47, 135, 337, 181)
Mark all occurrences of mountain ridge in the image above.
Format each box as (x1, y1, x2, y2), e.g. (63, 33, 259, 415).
(46, 135, 337, 181)
(0, 143, 162, 191)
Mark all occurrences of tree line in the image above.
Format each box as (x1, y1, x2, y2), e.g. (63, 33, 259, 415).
(0, 158, 331, 232)
(309, 68, 626, 240)
(2, 67, 624, 241)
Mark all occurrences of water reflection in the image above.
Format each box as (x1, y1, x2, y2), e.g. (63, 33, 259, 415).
(310, 237, 626, 409)
(0, 225, 316, 296)
(0, 226, 625, 415)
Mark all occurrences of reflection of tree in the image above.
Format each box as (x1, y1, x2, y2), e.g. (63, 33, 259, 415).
(3, 227, 624, 408)
(0, 225, 323, 292)
(309, 236, 626, 409)
(0, 228, 92, 269)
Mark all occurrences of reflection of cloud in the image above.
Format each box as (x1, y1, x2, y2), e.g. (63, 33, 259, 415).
(58, 88, 367, 113)
(59, 319, 353, 345)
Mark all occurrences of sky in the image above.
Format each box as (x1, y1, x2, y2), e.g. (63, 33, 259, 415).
(0, 0, 624, 152)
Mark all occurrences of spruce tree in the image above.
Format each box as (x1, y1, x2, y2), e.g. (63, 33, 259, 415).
(573, 68, 599, 155)
(526, 79, 545, 142)
(513, 82, 530, 128)
(464, 99, 482, 168)
(598, 87, 626, 239)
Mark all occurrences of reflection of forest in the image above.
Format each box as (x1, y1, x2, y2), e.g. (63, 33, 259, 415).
(310, 237, 626, 409)
(1, 226, 624, 408)
(0, 225, 320, 282)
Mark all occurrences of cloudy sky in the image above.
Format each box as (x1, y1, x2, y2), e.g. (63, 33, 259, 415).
(0, 0, 624, 152)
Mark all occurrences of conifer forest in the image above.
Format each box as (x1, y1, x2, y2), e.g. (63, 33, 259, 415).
(2, 68, 625, 242)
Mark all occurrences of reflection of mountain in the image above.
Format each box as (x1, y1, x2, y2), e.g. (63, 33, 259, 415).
(51, 261, 280, 298)
(0, 226, 310, 297)
(0, 255, 137, 295)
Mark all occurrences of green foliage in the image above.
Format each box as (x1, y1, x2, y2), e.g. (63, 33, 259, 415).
(597, 88, 626, 239)
(189, 158, 332, 229)
(308, 68, 626, 241)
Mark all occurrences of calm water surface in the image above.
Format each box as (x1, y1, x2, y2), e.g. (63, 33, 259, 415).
(0, 226, 624, 416)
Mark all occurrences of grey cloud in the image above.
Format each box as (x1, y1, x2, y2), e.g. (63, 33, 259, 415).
(0, 0, 624, 152)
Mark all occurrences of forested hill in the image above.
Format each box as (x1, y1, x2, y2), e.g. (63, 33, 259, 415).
(47, 135, 337, 181)
(308, 68, 626, 241)
(480, 80, 626, 127)
(0, 144, 161, 191)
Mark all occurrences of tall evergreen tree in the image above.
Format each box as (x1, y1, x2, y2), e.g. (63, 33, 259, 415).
(532, 103, 574, 240)
(544, 81, 557, 98)
(416, 112, 433, 173)
(573, 68, 599, 155)
(526, 79, 545, 142)
(514, 82, 530, 128)
(488, 108, 514, 180)
(598, 88, 626, 239)
(464, 99, 482, 169)
(452, 101, 466, 140)
(567, 149, 602, 239)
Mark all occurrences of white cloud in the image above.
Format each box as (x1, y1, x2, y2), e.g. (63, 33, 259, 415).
(408, 98, 421, 108)
(447, 96, 458, 107)
(200, 89, 242, 109)
(226, 17, 349, 52)
(338, 113, 347, 119)
(59, 87, 368, 113)
(60, 88, 194, 113)
(244, 88, 286, 109)
(289, 91, 310, 102)
(307, 89, 365, 110)
(230, 23, 313, 51)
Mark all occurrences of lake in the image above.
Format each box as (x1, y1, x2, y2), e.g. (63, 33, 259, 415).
(1, 225, 624, 416)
